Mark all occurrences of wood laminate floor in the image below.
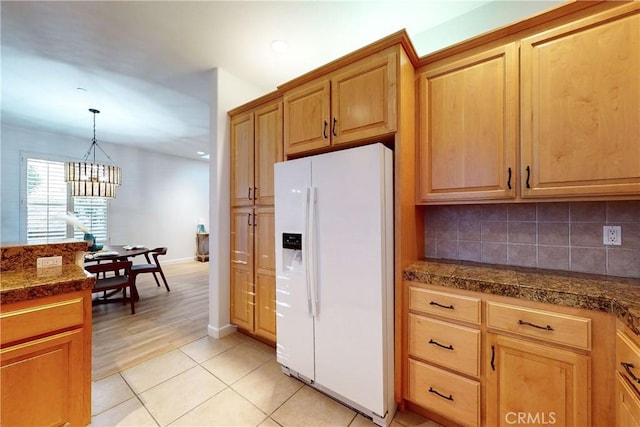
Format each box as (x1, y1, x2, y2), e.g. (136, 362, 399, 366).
(92, 261, 210, 381)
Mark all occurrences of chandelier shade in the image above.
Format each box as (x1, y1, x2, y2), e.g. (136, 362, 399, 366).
(65, 108, 121, 198)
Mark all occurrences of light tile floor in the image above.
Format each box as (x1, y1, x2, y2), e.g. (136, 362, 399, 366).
(91, 332, 442, 427)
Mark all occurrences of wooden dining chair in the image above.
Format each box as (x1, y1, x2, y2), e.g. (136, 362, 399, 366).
(131, 247, 170, 292)
(85, 260, 137, 314)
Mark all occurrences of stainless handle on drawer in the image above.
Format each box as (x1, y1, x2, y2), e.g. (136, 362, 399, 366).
(428, 339, 454, 351)
(429, 301, 454, 310)
(622, 362, 640, 384)
(518, 319, 554, 331)
(428, 387, 453, 401)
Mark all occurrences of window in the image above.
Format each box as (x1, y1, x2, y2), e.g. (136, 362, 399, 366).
(26, 158, 108, 244)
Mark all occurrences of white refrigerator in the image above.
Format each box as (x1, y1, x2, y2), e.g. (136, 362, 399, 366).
(274, 143, 395, 426)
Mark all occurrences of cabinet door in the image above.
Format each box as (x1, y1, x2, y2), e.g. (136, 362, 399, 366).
(230, 207, 254, 330)
(1, 329, 84, 427)
(486, 333, 589, 427)
(331, 50, 397, 145)
(418, 43, 517, 202)
(521, 5, 640, 198)
(254, 207, 276, 342)
(254, 102, 283, 206)
(230, 112, 255, 207)
(284, 80, 330, 156)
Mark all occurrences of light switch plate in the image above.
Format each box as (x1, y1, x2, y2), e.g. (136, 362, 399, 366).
(37, 256, 63, 268)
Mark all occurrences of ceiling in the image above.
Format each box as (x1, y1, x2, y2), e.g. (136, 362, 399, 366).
(1, 1, 558, 160)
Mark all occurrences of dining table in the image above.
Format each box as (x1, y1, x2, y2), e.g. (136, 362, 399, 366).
(84, 245, 150, 262)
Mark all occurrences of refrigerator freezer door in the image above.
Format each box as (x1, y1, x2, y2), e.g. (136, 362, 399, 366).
(274, 157, 315, 381)
(311, 144, 392, 416)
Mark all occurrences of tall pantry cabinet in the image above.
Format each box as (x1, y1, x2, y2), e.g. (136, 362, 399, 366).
(229, 94, 282, 343)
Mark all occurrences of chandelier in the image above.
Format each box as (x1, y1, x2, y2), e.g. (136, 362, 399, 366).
(65, 108, 121, 198)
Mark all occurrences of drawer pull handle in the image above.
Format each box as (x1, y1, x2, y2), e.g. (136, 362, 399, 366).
(428, 339, 454, 351)
(518, 319, 553, 331)
(429, 301, 454, 310)
(428, 387, 453, 401)
(622, 362, 640, 384)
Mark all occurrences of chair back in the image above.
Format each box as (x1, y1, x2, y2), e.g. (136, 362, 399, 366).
(86, 260, 132, 276)
(149, 247, 167, 265)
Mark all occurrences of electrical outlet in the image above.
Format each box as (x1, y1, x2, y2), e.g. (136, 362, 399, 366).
(36, 256, 63, 268)
(603, 225, 622, 246)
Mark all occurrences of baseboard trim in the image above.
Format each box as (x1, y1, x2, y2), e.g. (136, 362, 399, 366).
(208, 323, 237, 339)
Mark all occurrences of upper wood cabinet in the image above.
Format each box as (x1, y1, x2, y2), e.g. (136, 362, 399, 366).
(284, 48, 397, 156)
(230, 99, 283, 207)
(417, 43, 518, 203)
(520, 5, 640, 198)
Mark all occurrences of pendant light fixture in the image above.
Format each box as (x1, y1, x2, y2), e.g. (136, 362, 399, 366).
(65, 108, 121, 198)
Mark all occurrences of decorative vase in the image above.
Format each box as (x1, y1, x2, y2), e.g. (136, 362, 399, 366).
(84, 233, 98, 251)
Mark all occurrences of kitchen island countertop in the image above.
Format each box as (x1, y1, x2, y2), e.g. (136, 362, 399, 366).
(404, 259, 640, 335)
(1, 264, 94, 305)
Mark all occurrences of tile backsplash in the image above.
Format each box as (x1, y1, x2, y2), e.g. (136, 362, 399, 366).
(424, 201, 640, 278)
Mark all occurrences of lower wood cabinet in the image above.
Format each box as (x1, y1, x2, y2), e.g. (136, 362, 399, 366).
(230, 206, 276, 343)
(409, 358, 480, 427)
(616, 323, 640, 426)
(0, 290, 92, 426)
(405, 281, 616, 426)
(486, 333, 589, 426)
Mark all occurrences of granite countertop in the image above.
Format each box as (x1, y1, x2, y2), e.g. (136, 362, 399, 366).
(404, 259, 640, 335)
(0, 264, 95, 305)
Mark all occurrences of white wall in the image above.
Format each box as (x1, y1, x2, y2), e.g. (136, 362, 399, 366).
(412, 1, 564, 55)
(1, 125, 209, 263)
(207, 68, 266, 338)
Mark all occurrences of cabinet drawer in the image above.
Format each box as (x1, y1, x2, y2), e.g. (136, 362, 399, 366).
(487, 302, 591, 350)
(408, 313, 480, 377)
(409, 287, 481, 325)
(617, 330, 640, 395)
(408, 358, 479, 427)
(0, 297, 84, 346)
(617, 372, 640, 427)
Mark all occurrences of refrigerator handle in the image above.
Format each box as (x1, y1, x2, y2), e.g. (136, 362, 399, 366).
(308, 186, 319, 317)
(303, 186, 313, 316)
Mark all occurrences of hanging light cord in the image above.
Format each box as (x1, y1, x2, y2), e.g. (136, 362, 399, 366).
(81, 109, 117, 165)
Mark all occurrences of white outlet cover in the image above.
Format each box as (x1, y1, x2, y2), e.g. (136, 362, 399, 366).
(36, 256, 63, 268)
(603, 225, 622, 246)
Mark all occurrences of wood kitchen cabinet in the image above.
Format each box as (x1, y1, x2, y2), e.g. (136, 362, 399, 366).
(416, 1, 640, 204)
(230, 207, 254, 331)
(616, 322, 640, 426)
(486, 334, 589, 426)
(230, 98, 282, 207)
(486, 301, 591, 426)
(404, 281, 616, 426)
(417, 43, 517, 203)
(407, 286, 481, 426)
(1, 290, 92, 426)
(229, 206, 277, 341)
(520, 4, 640, 199)
(283, 48, 397, 156)
(229, 94, 282, 343)
(254, 206, 276, 342)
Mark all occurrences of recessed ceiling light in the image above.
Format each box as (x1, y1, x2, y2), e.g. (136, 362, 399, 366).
(197, 151, 205, 155)
(271, 40, 289, 54)
(201, 154, 210, 160)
